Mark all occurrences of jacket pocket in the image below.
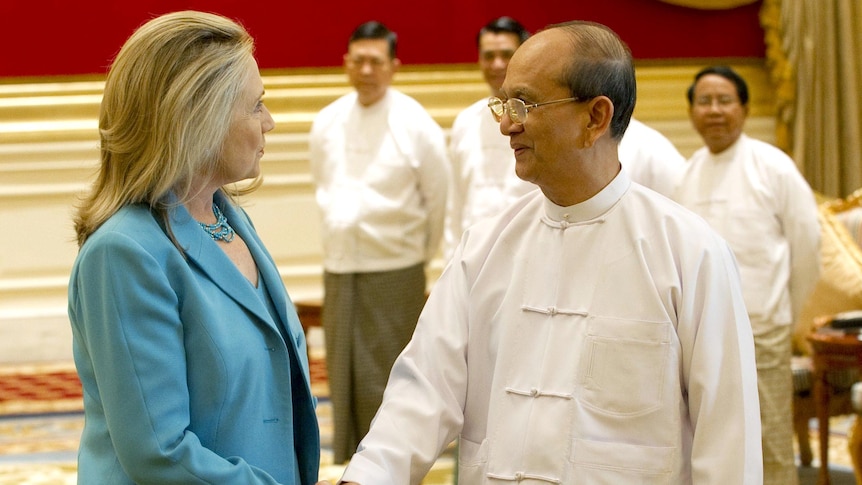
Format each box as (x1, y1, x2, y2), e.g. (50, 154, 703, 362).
(577, 317, 670, 416)
(570, 438, 673, 485)
(458, 436, 488, 482)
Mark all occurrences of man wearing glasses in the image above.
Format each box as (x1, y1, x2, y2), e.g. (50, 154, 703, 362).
(308, 20, 449, 465)
(333, 21, 762, 485)
(446, 18, 685, 264)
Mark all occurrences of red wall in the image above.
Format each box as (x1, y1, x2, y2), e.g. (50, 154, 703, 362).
(0, 0, 764, 78)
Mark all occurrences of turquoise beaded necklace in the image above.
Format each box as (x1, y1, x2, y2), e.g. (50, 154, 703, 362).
(198, 203, 235, 242)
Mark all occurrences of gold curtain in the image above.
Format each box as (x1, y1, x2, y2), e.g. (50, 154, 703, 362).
(761, 0, 862, 198)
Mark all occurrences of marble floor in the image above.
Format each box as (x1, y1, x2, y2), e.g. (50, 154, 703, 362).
(0, 328, 853, 484)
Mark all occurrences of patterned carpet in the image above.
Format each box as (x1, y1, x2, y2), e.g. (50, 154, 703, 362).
(0, 328, 454, 485)
(0, 363, 83, 417)
(0, 330, 852, 484)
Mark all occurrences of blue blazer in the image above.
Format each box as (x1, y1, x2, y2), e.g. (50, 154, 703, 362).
(68, 192, 320, 484)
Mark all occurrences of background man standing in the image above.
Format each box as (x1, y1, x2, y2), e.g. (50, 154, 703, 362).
(445, 16, 534, 260)
(675, 65, 820, 485)
(308, 20, 449, 464)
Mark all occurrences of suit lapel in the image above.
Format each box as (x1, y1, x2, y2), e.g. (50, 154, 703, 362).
(219, 197, 294, 339)
(170, 194, 313, 380)
(169, 195, 276, 333)
(220, 200, 314, 374)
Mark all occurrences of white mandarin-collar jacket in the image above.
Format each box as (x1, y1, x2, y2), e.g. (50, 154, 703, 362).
(309, 88, 449, 273)
(675, 134, 820, 333)
(342, 169, 763, 484)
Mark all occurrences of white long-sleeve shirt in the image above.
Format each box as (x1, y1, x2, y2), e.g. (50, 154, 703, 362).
(309, 89, 449, 273)
(674, 134, 820, 334)
(341, 168, 763, 485)
(618, 118, 686, 198)
(445, 106, 684, 260)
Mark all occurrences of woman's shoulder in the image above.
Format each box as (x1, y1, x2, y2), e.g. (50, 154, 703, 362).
(81, 205, 175, 257)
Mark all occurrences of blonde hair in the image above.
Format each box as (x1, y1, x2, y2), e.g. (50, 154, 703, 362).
(74, 10, 260, 248)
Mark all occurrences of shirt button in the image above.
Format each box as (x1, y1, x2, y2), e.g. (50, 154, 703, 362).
(530, 388, 538, 397)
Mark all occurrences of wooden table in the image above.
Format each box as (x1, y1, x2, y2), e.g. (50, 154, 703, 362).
(294, 299, 322, 336)
(807, 330, 862, 485)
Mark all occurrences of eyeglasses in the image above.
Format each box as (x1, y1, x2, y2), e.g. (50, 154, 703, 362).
(693, 95, 739, 108)
(345, 55, 388, 70)
(488, 96, 581, 124)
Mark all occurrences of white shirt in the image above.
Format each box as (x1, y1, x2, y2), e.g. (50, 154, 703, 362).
(618, 118, 686, 198)
(341, 168, 763, 485)
(309, 89, 449, 273)
(445, 108, 684, 260)
(674, 134, 820, 334)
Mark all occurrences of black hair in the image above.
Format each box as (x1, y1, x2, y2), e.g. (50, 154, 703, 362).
(686, 65, 749, 106)
(349, 21, 397, 59)
(476, 16, 530, 47)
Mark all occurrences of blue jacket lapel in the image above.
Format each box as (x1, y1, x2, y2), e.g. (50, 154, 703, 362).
(167, 193, 311, 375)
(168, 195, 276, 332)
(221, 199, 314, 375)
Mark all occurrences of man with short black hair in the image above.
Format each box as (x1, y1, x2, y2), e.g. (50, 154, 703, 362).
(308, 20, 449, 464)
(445, 16, 535, 260)
(676, 64, 820, 485)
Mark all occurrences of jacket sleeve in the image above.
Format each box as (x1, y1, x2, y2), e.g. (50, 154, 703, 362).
(444, 110, 470, 262)
(778, 165, 821, 322)
(677, 237, 764, 484)
(412, 115, 450, 264)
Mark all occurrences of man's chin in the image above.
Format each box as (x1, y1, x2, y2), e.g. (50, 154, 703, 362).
(514, 163, 533, 183)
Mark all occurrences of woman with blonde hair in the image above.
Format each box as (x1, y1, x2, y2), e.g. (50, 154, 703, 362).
(68, 10, 321, 484)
